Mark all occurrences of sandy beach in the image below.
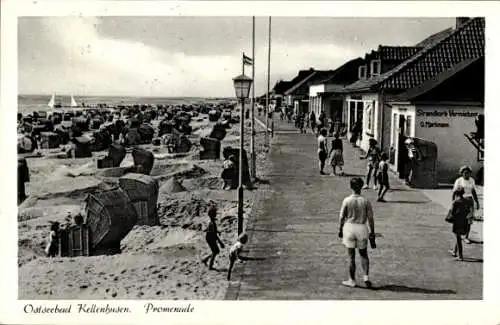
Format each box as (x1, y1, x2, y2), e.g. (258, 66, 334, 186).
(18, 110, 271, 300)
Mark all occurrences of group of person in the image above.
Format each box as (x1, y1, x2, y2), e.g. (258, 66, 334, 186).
(448, 165, 481, 261)
(201, 206, 249, 281)
(317, 130, 391, 202)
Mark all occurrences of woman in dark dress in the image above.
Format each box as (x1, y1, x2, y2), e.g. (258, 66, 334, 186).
(328, 133, 344, 175)
(447, 186, 471, 261)
(350, 120, 362, 147)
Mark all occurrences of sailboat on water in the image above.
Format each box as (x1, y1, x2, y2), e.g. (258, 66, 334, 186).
(47, 93, 56, 108)
(70, 95, 78, 107)
(47, 93, 79, 109)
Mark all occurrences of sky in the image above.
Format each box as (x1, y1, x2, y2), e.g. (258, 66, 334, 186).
(18, 17, 455, 98)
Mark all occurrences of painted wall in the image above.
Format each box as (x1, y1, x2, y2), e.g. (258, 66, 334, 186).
(309, 85, 325, 97)
(413, 104, 483, 183)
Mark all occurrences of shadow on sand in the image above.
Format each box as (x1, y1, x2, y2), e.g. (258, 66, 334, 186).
(255, 178, 271, 185)
(240, 256, 266, 261)
(387, 200, 430, 204)
(371, 285, 456, 295)
(462, 257, 483, 263)
(340, 173, 365, 178)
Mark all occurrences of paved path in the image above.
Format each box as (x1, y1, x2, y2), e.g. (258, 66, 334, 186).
(226, 115, 482, 300)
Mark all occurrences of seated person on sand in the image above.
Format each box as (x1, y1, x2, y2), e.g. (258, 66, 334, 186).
(221, 154, 236, 190)
(45, 222, 60, 258)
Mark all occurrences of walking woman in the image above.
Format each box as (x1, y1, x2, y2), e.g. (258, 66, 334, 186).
(360, 139, 381, 189)
(447, 185, 471, 261)
(328, 133, 344, 175)
(452, 166, 480, 244)
(318, 128, 328, 175)
(310, 111, 317, 134)
(350, 120, 362, 147)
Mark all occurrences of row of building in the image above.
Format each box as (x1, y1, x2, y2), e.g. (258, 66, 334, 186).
(265, 17, 484, 186)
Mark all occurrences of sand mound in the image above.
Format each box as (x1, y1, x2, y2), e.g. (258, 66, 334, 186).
(96, 166, 132, 178)
(121, 226, 198, 253)
(156, 196, 237, 234)
(26, 177, 113, 200)
(160, 178, 187, 194)
(182, 177, 223, 191)
(157, 198, 211, 231)
(151, 162, 206, 181)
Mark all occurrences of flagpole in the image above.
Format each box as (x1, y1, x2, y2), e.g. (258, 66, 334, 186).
(250, 16, 256, 180)
(265, 16, 271, 146)
(242, 52, 245, 75)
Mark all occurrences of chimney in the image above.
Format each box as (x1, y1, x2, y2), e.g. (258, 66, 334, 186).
(456, 17, 470, 29)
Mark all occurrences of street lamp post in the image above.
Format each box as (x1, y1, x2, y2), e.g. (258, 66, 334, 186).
(233, 74, 253, 235)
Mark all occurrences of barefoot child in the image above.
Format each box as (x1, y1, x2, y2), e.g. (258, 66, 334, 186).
(227, 233, 249, 280)
(328, 133, 344, 175)
(201, 207, 225, 270)
(377, 153, 390, 202)
(317, 128, 328, 175)
(447, 186, 471, 261)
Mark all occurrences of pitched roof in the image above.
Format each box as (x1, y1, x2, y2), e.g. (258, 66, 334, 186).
(344, 18, 484, 93)
(377, 46, 422, 61)
(380, 18, 484, 90)
(281, 69, 317, 94)
(273, 80, 292, 94)
(389, 57, 482, 101)
(285, 70, 336, 96)
(415, 28, 454, 48)
(312, 57, 364, 86)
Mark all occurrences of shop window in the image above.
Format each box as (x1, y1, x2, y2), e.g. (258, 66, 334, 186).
(370, 60, 381, 76)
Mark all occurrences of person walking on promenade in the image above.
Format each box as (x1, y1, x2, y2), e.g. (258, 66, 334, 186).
(350, 120, 362, 147)
(318, 128, 329, 175)
(446, 186, 471, 261)
(452, 166, 480, 244)
(299, 112, 306, 134)
(227, 233, 249, 281)
(404, 138, 421, 186)
(339, 177, 376, 288)
(201, 206, 225, 270)
(377, 153, 390, 202)
(310, 111, 317, 134)
(328, 133, 344, 176)
(360, 138, 381, 190)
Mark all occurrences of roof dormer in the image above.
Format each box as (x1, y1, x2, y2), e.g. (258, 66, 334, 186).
(358, 65, 367, 80)
(370, 59, 381, 77)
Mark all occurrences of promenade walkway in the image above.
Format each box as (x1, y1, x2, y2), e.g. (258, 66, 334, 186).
(226, 115, 482, 300)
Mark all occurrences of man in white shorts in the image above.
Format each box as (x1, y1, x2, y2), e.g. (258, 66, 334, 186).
(339, 177, 376, 288)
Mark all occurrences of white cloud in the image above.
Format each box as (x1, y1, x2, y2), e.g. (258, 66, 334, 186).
(19, 17, 361, 97)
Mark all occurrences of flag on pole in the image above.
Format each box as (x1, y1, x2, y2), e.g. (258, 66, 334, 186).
(243, 53, 253, 66)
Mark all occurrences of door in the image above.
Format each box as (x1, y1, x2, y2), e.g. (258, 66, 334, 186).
(390, 113, 398, 165)
(348, 101, 356, 130)
(397, 115, 408, 179)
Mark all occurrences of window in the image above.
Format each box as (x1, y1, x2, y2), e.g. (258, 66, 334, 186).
(371, 60, 381, 76)
(358, 65, 367, 80)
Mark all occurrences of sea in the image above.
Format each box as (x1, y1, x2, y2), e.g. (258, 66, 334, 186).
(18, 94, 230, 115)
